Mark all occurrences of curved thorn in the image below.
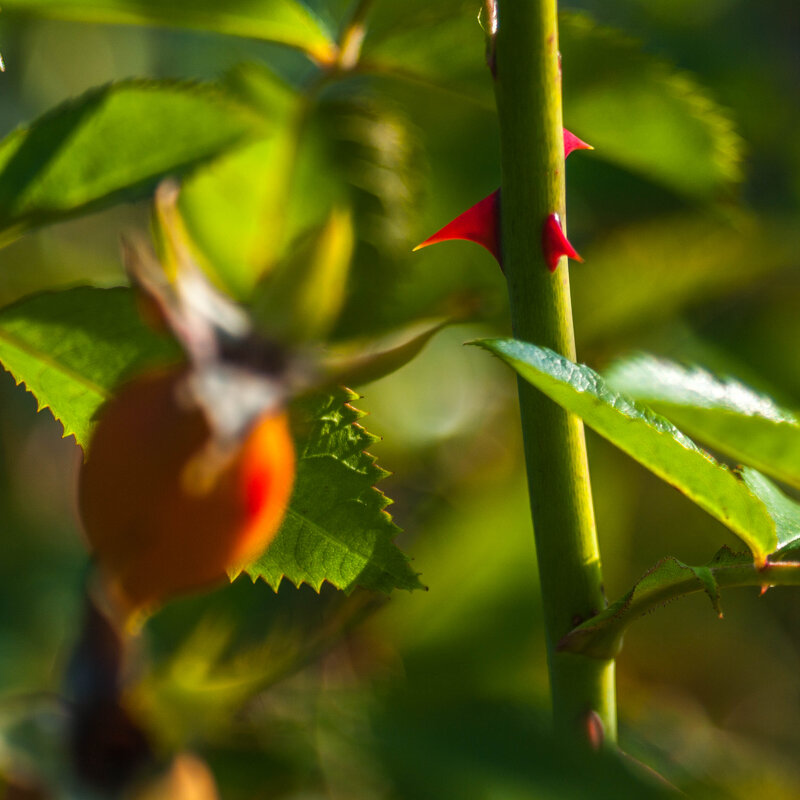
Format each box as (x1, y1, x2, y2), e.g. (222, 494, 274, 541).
(542, 213, 582, 273)
(563, 128, 593, 158)
(414, 130, 591, 264)
(414, 190, 501, 263)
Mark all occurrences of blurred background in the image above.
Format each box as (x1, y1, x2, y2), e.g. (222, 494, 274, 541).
(0, 0, 799, 796)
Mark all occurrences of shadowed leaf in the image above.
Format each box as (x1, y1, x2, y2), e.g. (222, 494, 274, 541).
(363, 11, 742, 199)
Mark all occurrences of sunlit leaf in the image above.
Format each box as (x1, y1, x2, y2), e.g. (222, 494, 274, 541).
(176, 64, 303, 299)
(739, 468, 800, 554)
(560, 547, 800, 659)
(0, 81, 258, 246)
(606, 356, 800, 490)
(246, 388, 424, 594)
(0, 287, 178, 444)
(254, 205, 355, 341)
(1, 0, 336, 63)
(472, 338, 778, 563)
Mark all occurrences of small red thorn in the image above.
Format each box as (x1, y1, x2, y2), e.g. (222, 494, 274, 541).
(414, 190, 501, 263)
(542, 213, 582, 273)
(760, 584, 771, 597)
(584, 710, 605, 751)
(414, 131, 590, 266)
(563, 129, 593, 158)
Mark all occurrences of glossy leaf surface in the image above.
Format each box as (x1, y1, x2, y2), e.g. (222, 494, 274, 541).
(606, 356, 800, 490)
(472, 339, 778, 563)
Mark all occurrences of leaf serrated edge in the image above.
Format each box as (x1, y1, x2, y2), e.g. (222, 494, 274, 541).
(245, 390, 423, 595)
(0, 360, 82, 446)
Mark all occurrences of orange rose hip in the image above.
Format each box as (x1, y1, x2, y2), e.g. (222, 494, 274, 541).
(79, 368, 294, 612)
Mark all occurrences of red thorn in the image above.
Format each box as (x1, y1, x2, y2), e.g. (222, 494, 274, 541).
(414, 132, 590, 265)
(760, 584, 771, 597)
(414, 190, 501, 263)
(584, 710, 605, 751)
(563, 128, 593, 158)
(542, 213, 582, 273)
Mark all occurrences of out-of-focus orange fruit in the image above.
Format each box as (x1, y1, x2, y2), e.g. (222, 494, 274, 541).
(79, 367, 294, 613)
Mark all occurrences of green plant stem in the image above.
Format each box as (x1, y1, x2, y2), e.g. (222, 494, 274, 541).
(492, 0, 617, 743)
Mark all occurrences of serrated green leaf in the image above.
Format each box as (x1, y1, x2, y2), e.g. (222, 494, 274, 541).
(1, 0, 336, 63)
(0, 287, 179, 444)
(246, 389, 423, 594)
(0, 81, 257, 245)
(606, 356, 800, 490)
(0, 288, 420, 595)
(560, 547, 800, 659)
(472, 338, 777, 563)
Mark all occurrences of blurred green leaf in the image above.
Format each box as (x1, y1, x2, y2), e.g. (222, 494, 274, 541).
(0, 81, 258, 246)
(561, 546, 800, 659)
(363, 11, 742, 199)
(310, 93, 425, 336)
(255, 205, 354, 341)
(322, 315, 449, 386)
(177, 64, 303, 300)
(561, 13, 743, 198)
(0, 287, 178, 444)
(178, 138, 292, 299)
(606, 356, 800, 490)
(472, 338, 778, 563)
(573, 215, 800, 344)
(1, 0, 336, 62)
(245, 388, 423, 593)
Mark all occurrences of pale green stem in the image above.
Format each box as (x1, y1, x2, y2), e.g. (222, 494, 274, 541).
(492, 0, 617, 743)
